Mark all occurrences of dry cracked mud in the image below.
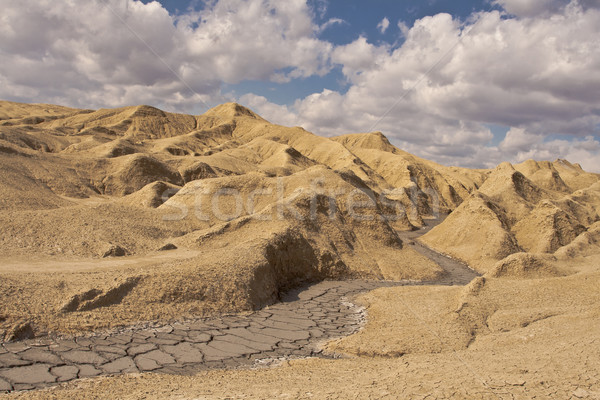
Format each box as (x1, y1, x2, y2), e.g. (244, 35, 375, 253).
(0, 245, 478, 393)
(0, 212, 479, 393)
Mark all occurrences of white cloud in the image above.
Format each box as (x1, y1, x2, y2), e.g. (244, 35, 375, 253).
(241, 2, 600, 172)
(238, 93, 299, 127)
(317, 17, 346, 33)
(493, 0, 600, 17)
(377, 17, 390, 34)
(397, 21, 410, 37)
(492, 0, 568, 17)
(498, 129, 600, 172)
(310, 0, 329, 19)
(331, 36, 389, 83)
(0, 0, 334, 110)
(499, 128, 542, 153)
(181, 0, 333, 83)
(295, 89, 348, 131)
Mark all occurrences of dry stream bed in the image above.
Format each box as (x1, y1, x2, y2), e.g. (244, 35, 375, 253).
(0, 223, 478, 393)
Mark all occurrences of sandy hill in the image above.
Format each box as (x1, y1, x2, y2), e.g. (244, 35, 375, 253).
(0, 99, 599, 340)
(0, 101, 83, 122)
(421, 159, 599, 272)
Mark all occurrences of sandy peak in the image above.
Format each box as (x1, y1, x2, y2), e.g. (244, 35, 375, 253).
(203, 102, 263, 120)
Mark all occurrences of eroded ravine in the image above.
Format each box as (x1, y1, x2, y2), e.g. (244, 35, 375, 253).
(0, 220, 478, 393)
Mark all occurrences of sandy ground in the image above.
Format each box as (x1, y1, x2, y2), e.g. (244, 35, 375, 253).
(4, 255, 599, 399)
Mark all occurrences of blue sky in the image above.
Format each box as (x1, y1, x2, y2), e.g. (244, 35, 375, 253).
(1, 0, 599, 171)
(149, 0, 501, 105)
(144, 0, 511, 144)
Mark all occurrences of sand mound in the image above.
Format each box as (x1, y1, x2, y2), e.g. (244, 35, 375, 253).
(150, 123, 236, 157)
(327, 286, 472, 357)
(91, 138, 138, 158)
(552, 158, 600, 191)
(180, 161, 219, 183)
(3, 320, 35, 342)
(420, 193, 521, 273)
(512, 200, 586, 253)
(203, 102, 265, 121)
(422, 159, 599, 271)
(242, 138, 317, 174)
(161, 165, 439, 283)
(487, 252, 565, 278)
(0, 155, 75, 210)
(60, 135, 112, 154)
(555, 221, 600, 258)
(478, 162, 544, 223)
(0, 100, 84, 121)
(515, 159, 571, 193)
(0, 140, 30, 156)
(554, 196, 599, 228)
(334, 131, 398, 153)
(0, 126, 72, 153)
(334, 132, 485, 222)
(40, 105, 198, 139)
(568, 181, 600, 217)
(119, 181, 181, 208)
(161, 165, 416, 233)
(100, 154, 183, 196)
(246, 225, 352, 306)
(0, 202, 204, 259)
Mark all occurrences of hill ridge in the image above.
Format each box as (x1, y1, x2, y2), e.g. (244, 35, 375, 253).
(0, 99, 599, 339)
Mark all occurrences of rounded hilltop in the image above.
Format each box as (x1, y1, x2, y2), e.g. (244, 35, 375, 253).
(203, 102, 264, 120)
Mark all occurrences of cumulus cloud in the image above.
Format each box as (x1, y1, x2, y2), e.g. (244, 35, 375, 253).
(497, 129, 600, 171)
(238, 93, 300, 127)
(397, 21, 410, 37)
(499, 128, 542, 153)
(492, 0, 569, 17)
(0, 0, 334, 110)
(331, 36, 389, 83)
(377, 17, 390, 33)
(493, 0, 600, 17)
(180, 0, 333, 83)
(246, 2, 600, 172)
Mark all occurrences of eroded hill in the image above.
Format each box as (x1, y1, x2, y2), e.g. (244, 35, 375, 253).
(0, 100, 598, 340)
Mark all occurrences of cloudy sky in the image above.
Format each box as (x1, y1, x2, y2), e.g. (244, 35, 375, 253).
(1, 0, 600, 171)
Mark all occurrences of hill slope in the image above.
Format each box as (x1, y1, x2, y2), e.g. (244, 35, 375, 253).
(0, 99, 598, 338)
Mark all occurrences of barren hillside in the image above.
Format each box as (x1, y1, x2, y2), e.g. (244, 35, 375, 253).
(0, 99, 598, 342)
(1, 100, 600, 398)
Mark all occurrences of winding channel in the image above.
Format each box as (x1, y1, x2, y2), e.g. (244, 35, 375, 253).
(0, 219, 478, 392)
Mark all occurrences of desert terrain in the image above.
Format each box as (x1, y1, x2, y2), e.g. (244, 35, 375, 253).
(0, 100, 599, 398)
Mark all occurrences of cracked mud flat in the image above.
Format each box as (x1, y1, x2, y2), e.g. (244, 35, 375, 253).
(0, 213, 479, 393)
(0, 280, 395, 391)
(0, 254, 477, 393)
